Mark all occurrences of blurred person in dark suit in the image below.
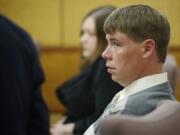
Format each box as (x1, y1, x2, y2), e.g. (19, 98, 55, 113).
(0, 15, 50, 135)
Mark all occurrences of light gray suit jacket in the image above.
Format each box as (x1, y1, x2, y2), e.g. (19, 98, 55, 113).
(94, 82, 175, 134)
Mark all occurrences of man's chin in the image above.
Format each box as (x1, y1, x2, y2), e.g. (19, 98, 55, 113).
(112, 77, 125, 86)
(111, 76, 118, 82)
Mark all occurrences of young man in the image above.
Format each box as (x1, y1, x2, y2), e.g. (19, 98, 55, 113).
(84, 4, 175, 135)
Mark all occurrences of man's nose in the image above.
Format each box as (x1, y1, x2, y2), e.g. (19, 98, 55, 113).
(102, 46, 111, 60)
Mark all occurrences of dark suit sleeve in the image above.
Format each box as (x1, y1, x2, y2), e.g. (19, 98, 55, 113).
(10, 18, 50, 135)
(73, 59, 123, 133)
(0, 15, 50, 135)
(13, 24, 50, 135)
(29, 44, 50, 135)
(56, 73, 87, 106)
(56, 66, 94, 122)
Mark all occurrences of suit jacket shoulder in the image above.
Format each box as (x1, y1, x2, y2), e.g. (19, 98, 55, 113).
(121, 82, 175, 116)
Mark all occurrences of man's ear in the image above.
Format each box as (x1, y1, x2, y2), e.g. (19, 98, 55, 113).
(142, 39, 156, 58)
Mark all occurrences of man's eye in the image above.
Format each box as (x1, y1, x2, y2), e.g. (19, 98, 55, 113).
(112, 42, 121, 46)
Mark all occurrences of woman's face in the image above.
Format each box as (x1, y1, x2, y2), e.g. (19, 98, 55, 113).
(80, 17, 98, 59)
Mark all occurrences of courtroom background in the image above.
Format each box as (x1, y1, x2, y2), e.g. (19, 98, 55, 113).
(1, 0, 180, 118)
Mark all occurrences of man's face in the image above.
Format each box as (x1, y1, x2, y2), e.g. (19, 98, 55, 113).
(102, 31, 145, 86)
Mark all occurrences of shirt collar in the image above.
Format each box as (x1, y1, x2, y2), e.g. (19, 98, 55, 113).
(115, 72, 168, 102)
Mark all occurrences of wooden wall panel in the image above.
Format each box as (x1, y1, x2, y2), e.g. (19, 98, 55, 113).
(1, 0, 180, 47)
(0, 0, 62, 45)
(40, 47, 81, 112)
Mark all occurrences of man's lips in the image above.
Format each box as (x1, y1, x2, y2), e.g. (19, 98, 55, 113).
(106, 65, 115, 73)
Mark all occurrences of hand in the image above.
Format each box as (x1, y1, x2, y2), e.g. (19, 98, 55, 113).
(56, 116, 67, 125)
(51, 117, 75, 135)
(51, 123, 75, 135)
(50, 116, 66, 135)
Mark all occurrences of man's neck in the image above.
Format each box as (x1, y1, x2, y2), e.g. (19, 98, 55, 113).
(138, 62, 164, 79)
